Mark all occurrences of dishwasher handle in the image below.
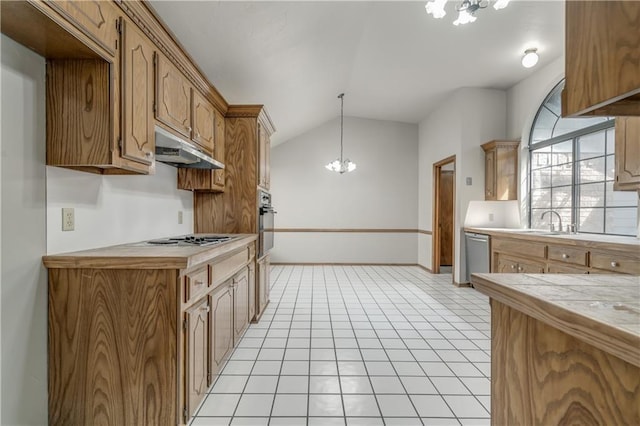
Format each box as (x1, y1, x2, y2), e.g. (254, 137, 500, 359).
(467, 236, 489, 243)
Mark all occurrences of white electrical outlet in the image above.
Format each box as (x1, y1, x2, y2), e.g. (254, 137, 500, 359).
(62, 208, 75, 231)
(178, 210, 183, 225)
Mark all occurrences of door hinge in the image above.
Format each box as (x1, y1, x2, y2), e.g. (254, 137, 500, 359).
(183, 318, 188, 331)
(207, 371, 211, 383)
(118, 138, 123, 151)
(115, 19, 122, 34)
(183, 407, 188, 424)
(153, 101, 157, 114)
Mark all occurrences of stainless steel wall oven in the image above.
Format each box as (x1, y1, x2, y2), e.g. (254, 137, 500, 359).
(258, 190, 275, 257)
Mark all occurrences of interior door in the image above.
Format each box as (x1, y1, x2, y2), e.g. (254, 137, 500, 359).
(439, 171, 454, 266)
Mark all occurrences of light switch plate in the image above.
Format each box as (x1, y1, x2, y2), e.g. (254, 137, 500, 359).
(178, 210, 183, 225)
(466, 177, 472, 185)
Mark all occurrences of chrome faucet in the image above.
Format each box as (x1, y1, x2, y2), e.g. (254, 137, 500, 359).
(540, 210, 563, 233)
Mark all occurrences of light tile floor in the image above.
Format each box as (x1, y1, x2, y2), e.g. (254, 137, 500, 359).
(190, 265, 491, 426)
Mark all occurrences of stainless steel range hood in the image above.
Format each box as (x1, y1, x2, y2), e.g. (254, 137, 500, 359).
(154, 126, 224, 170)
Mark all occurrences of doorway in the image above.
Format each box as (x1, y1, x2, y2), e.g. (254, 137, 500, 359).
(432, 155, 456, 275)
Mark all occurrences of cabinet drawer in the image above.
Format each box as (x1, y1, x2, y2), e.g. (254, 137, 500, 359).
(492, 238, 546, 259)
(547, 263, 589, 274)
(211, 249, 249, 286)
(590, 251, 640, 275)
(185, 266, 209, 304)
(547, 245, 589, 266)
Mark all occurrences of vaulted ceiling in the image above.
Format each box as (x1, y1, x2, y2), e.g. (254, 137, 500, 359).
(149, 1, 564, 145)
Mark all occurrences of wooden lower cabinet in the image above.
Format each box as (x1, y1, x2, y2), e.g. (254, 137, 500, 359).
(210, 279, 234, 376)
(495, 253, 545, 274)
(547, 263, 589, 274)
(248, 263, 256, 322)
(257, 255, 271, 320)
(490, 234, 639, 275)
(233, 268, 249, 341)
(45, 240, 258, 426)
(491, 300, 639, 425)
(185, 297, 210, 420)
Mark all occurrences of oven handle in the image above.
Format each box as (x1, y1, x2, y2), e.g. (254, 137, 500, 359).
(260, 207, 277, 214)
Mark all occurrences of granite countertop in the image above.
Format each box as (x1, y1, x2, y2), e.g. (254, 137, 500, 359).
(42, 234, 257, 270)
(471, 273, 640, 367)
(465, 227, 640, 251)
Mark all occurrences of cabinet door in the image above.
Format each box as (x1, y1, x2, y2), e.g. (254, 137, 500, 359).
(156, 54, 192, 138)
(265, 135, 271, 190)
(257, 255, 271, 316)
(258, 122, 268, 188)
(233, 268, 249, 343)
(120, 19, 155, 165)
(614, 117, 640, 191)
(248, 263, 256, 322)
(185, 297, 210, 420)
(210, 281, 234, 375)
(48, 0, 118, 56)
(484, 148, 496, 200)
(517, 259, 546, 274)
(213, 109, 226, 189)
(192, 89, 215, 154)
(495, 253, 519, 273)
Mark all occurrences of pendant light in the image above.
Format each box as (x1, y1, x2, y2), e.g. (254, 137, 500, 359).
(325, 93, 356, 174)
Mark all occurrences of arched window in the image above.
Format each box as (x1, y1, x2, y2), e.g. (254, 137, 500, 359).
(529, 80, 637, 236)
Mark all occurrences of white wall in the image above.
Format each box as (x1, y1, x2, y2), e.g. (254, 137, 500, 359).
(1, 34, 196, 424)
(417, 88, 507, 283)
(270, 116, 419, 263)
(47, 163, 193, 254)
(1, 35, 48, 425)
(506, 56, 564, 226)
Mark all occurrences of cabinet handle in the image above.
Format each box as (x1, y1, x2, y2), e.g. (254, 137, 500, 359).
(145, 151, 153, 159)
(187, 126, 192, 133)
(194, 280, 205, 287)
(511, 264, 516, 270)
(610, 261, 619, 268)
(517, 266, 523, 272)
(200, 306, 210, 313)
(562, 253, 569, 259)
(197, 132, 201, 138)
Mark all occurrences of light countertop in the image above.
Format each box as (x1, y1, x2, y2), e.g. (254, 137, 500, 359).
(465, 227, 639, 252)
(42, 234, 257, 270)
(471, 273, 640, 367)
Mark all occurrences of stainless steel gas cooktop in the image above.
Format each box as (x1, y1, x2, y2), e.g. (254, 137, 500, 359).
(145, 235, 234, 247)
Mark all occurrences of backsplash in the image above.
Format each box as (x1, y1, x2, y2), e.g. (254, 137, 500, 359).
(463, 200, 521, 228)
(46, 163, 194, 254)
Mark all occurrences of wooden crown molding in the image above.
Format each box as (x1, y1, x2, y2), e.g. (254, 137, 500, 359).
(117, 0, 229, 114)
(226, 105, 276, 135)
(481, 140, 520, 151)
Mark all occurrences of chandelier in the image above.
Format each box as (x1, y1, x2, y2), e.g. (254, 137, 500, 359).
(325, 93, 356, 174)
(425, 0, 510, 25)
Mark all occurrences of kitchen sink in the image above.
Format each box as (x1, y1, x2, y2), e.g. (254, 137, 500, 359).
(518, 229, 563, 236)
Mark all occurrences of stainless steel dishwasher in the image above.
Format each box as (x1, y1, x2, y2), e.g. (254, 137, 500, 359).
(465, 232, 490, 283)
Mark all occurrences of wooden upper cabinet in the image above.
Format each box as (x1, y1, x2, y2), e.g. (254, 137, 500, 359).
(563, 1, 640, 117)
(614, 117, 640, 191)
(184, 297, 210, 422)
(258, 121, 270, 190)
(121, 18, 156, 166)
(156, 53, 192, 139)
(213, 109, 226, 188)
(192, 89, 216, 154)
(481, 140, 519, 201)
(47, 0, 118, 56)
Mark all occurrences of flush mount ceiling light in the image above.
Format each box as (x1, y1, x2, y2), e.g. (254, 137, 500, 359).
(521, 48, 539, 68)
(425, 0, 510, 25)
(325, 93, 356, 174)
